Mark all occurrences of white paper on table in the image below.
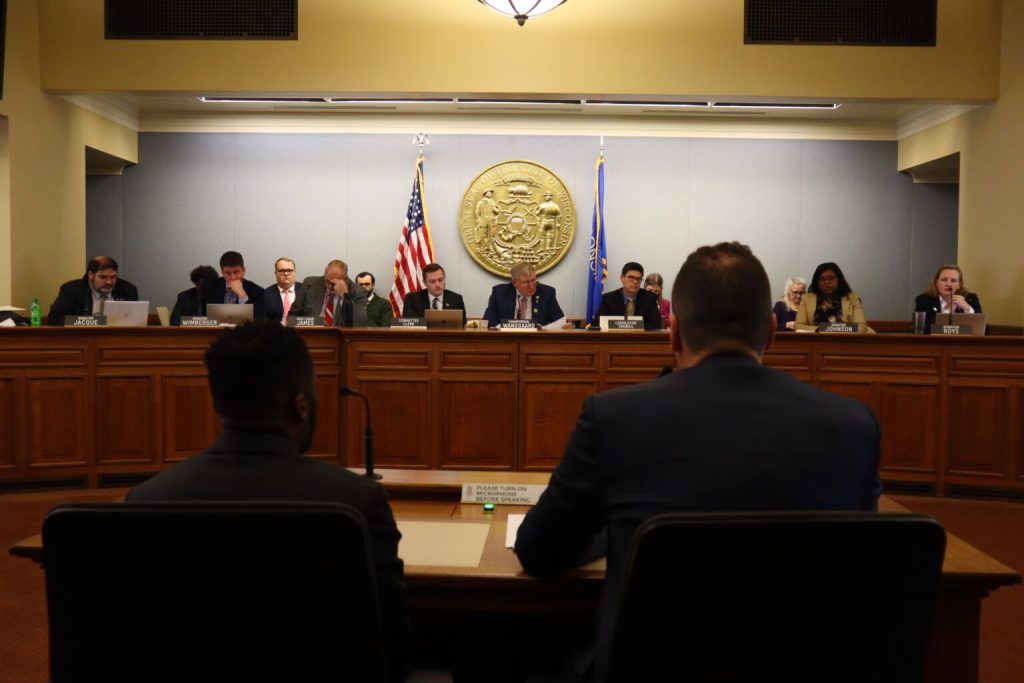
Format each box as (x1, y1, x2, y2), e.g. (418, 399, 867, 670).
(505, 513, 526, 548)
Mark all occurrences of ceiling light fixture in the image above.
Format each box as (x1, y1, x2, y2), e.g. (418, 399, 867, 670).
(478, 0, 567, 27)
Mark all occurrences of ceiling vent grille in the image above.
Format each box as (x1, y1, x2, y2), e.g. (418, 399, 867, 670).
(745, 0, 936, 46)
(105, 0, 297, 40)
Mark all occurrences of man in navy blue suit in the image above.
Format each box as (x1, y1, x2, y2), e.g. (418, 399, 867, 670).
(263, 257, 303, 324)
(482, 261, 566, 328)
(516, 241, 882, 682)
(201, 250, 266, 319)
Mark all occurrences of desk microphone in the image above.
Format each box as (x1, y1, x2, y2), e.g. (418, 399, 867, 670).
(946, 292, 954, 325)
(340, 386, 381, 480)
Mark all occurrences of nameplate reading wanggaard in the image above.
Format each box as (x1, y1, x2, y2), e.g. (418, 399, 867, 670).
(66, 315, 105, 326)
(462, 483, 547, 505)
(391, 318, 427, 328)
(607, 319, 644, 331)
(818, 322, 857, 333)
(499, 319, 537, 331)
(287, 316, 318, 327)
(180, 316, 219, 327)
(931, 324, 971, 335)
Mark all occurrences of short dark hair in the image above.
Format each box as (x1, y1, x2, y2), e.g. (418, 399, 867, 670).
(423, 263, 445, 279)
(672, 242, 771, 355)
(86, 256, 118, 275)
(621, 262, 644, 277)
(808, 262, 852, 300)
(219, 251, 245, 269)
(204, 321, 313, 420)
(190, 265, 218, 286)
(355, 272, 375, 284)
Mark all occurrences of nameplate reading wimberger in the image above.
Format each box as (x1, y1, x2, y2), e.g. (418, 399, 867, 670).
(180, 316, 218, 327)
(931, 324, 971, 335)
(287, 316, 318, 327)
(391, 318, 427, 328)
(461, 483, 547, 505)
(607, 319, 644, 331)
(66, 315, 105, 326)
(818, 322, 857, 333)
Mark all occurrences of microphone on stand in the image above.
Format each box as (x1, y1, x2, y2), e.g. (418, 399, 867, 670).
(946, 292, 955, 325)
(340, 386, 381, 480)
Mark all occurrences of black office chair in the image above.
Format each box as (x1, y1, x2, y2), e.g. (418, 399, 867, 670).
(42, 501, 387, 683)
(604, 511, 946, 683)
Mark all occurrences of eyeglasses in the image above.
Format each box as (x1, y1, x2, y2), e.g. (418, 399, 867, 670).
(624, 275, 643, 283)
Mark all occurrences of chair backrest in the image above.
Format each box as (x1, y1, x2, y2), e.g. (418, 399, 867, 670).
(42, 501, 386, 683)
(605, 511, 946, 683)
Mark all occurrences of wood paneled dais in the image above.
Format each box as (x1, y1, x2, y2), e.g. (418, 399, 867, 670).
(353, 380, 431, 469)
(947, 385, 1009, 477)
(521, 381, 595, 470)
(440, 381, 515, 470)
(0, 378, 16, 469)
(28, 377, 87, 468)
(97, 376, 156, 464)
(880, 383, 938, 472)
(164, 376, 219, 463)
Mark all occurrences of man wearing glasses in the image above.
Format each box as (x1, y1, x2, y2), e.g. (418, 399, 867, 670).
(263, 257, 303, 324)
(594, 261, 664, 330)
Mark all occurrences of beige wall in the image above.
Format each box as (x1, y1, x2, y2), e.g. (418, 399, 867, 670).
(0, 1, 138, 309)
(40, 0, 999, 102)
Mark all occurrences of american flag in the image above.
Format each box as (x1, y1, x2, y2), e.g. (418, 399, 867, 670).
(389, 153, 435, 316)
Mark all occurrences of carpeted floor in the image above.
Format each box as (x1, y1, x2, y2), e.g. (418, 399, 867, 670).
(1, 489, 1022, 682)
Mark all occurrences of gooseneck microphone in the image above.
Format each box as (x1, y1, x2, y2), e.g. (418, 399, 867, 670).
(340, 386, 381, 480)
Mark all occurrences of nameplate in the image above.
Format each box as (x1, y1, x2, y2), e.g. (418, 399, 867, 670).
(818, 322, 857, 333)
(287, 316, 318, 327)
(931, 324, 971, 335)
(461, 483, 547, 505)
(391, 318, 427, 328)
(66, 315, 105, 326)
(499, 319, 537, 330)
(607, 319, 644, 331)
(180, 316, 218, 327)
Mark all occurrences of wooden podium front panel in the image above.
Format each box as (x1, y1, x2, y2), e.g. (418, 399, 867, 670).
(440, 380, 515, 470)
(946, 385, 1010, 478)
(352, 379, 432, 469)
(308, 372, 339, 461)
(0, 378, 15, 470)
(520, 380, 595, 470)
(163, 375, 219, 463)
(28, 376, 88, 468)
(879, 382, 939, 473)
(97, 375, 157, 465)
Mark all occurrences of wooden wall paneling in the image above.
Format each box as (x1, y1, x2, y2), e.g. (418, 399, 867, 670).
(879, 382, 939, 473)
(163, 375, 220, 463)
(308, 371, 339, 461)
(520, 380, 597, 470)
(350, 379, 432, 469)
(96, 375, 157, 465)
(0, 377, 16, 470)
(27, 376, 89, 469)
(1018, 388, 1024, 482)
(946, 384, 1010, 478)
(439, 379, 516, 470)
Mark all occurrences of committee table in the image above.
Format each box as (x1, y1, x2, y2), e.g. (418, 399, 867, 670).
(9, 470, 1021, 683)
(2, 327, 1024, 498)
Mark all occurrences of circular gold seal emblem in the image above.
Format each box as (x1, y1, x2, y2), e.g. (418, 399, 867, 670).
(459, 160, 576, 277)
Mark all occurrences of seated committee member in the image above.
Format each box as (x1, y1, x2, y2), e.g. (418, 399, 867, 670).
(593, 261, 662, 330)
(402, 263, 466, 325)
(482, 261, 565, 327)
(356, 271, 395, 328)
(126, 322, 412, 681)
(170, 264, 218, 326)
(515, 242, 882, 682)
(292, 259, 368, 327)
(201, 251, 266, 318)
(794, 262, 872, 333)
(644, 272, 671, 329)
(772, 276, 806, 331)
(263, 257, 303, 324)
(914, 264, 983, 330)
(46, 256, 140, 325)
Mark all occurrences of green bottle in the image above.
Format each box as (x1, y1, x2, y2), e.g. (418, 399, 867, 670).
(30, 298, 41, 326)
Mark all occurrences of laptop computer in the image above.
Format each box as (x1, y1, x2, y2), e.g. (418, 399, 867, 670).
(425, 310, 463, 329)
(103, 301, 150, 327)
(931, 312, 986, 336)
(206, 303, 255, 325)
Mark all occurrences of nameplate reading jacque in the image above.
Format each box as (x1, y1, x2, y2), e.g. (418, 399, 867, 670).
(66, 315, 105, 326)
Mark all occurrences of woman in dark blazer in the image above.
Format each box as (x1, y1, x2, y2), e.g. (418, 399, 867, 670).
(914, 264, 982, 329)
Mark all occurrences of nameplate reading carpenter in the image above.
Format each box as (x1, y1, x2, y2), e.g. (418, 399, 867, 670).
(499, 319, 537, 331)
(607, 319, 644, 331)
(66, 315, 105, 326)
(391, 318, 427, 328)
(180, 316, 218, 327)
(287, 316, 318, 327)
(818, 322, 857, 333)
(461, 483, 547, 506)
(931, 324, 971, 335)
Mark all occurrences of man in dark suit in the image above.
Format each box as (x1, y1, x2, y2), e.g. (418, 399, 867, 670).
(46, 256, 140, 325)
(263, 257, 303, 324)
(292, 259, 367, 327)
(126, 321, 412, 682)
(201, 251, 266, 319)
(401, 262, 466, 325)
(515, 242, 882, 682)
(170, 264, 218, 326)
(356, 271, 395, 327)
(594, 261, 663, 330)
(482, 261, 566, 328)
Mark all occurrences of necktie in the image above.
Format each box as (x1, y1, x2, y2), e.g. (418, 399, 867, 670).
(281, 289, 292, 323)
(626, 298, 635, 316)
(432, 297, 440, 310)
(324, 294, 335, 326)
(518, 296, 529, 320)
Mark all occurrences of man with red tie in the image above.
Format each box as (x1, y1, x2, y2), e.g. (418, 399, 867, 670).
(292, 259, 367, 327)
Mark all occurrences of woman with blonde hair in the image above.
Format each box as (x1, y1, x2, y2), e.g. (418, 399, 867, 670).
(914, 264, 982, 330)
(772, 277, 806, 331)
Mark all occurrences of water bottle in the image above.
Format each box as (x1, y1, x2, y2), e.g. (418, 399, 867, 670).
(30, 298, 41, 326)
